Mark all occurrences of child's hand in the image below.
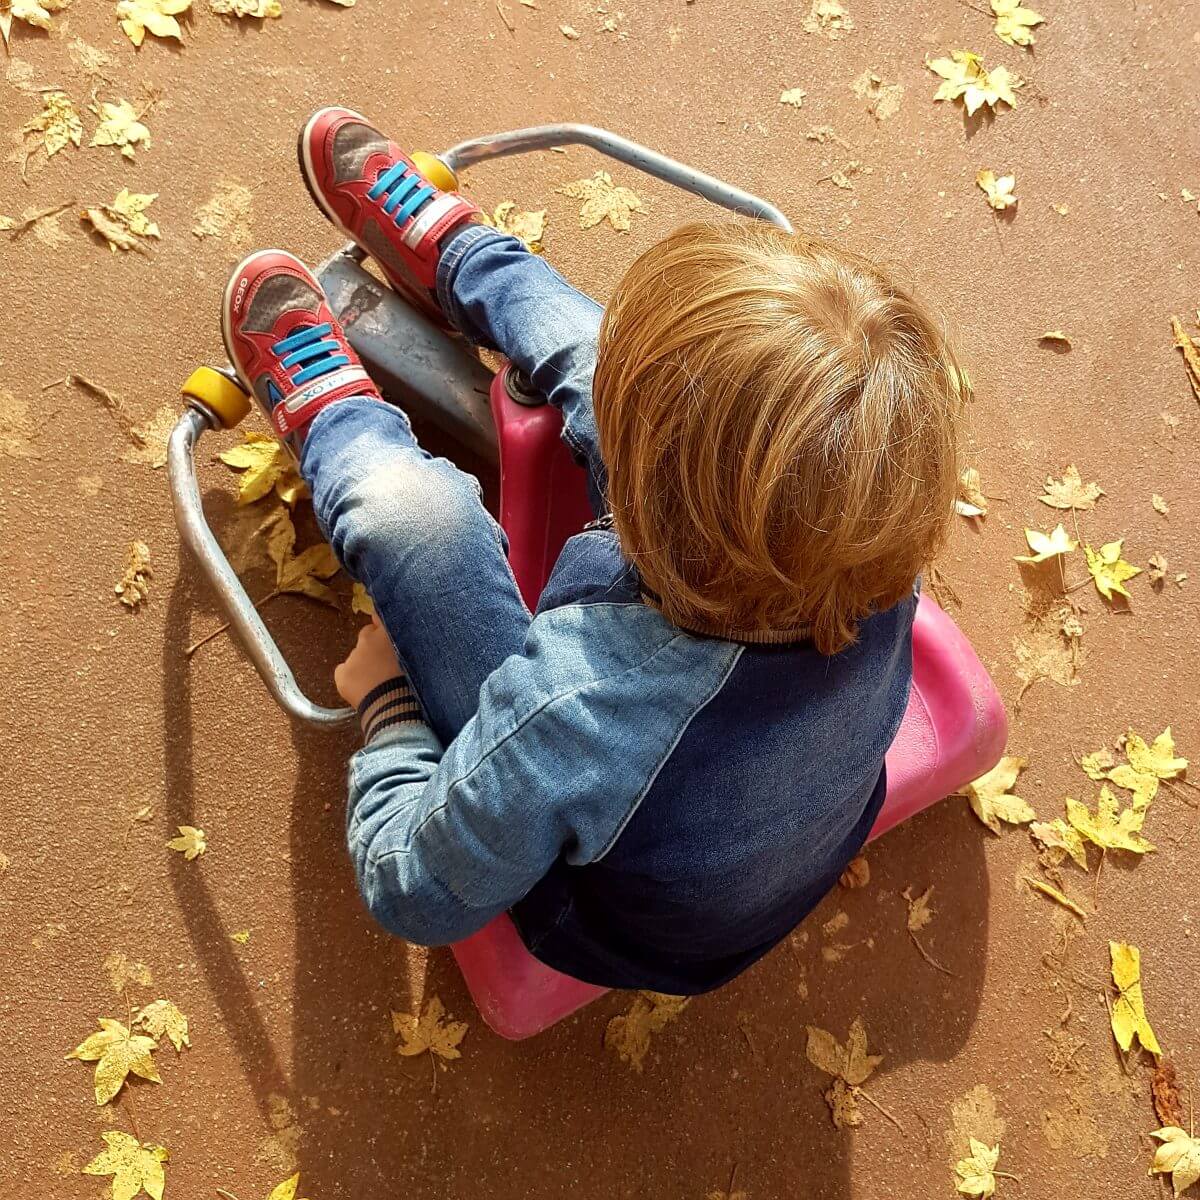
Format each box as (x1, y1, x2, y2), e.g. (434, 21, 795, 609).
(335, 615, 403, 708)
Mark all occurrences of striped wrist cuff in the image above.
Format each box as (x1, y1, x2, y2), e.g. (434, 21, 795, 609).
(357, 677, 423, 742)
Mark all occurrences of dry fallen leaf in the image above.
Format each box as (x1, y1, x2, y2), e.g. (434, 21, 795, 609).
(956, 467, 988, 518)
(116, 0, 191, 46)
(210, 0, 281, 17)
(1014, 524, 1076, 564)
(779, 87, 807, 109)
(267, 510, 341, 605)
(167, 824, 207, 860)
(976, 169, 1016, 211)
(1066, 786, 1153, 855)
(903, 885, 934, 932)
(928, 50, 1021, 117)
(1148, 553, 1169, 588)
(839, 853, 870, 888)
(960, 756, 1035, 834)
(805, 1017, 882, 1128)
(1029, 817, 1088, 869)
(604, 991, 688, 1072)
(802, 0, 854, 38)
(1109, 941, 1161, 1055)
(1151, 493, 1169, 516)
(1080, 748, 1115, 781)
(557, 171, 645, 232)
(351, 581, 375, 617)
(1039, 465, 1102, 510)
(955, 1138, 1002, 1197)
(1150, 1127, 1200, 1198)
(991, 0, 1043, 47)
(83, 189, 161, 254)
(115, 540, 152, 609)
(1170, 316, 1200, 401)
(265, 1174, 312, 1200)
(83, 1131, 168, 1200)
(67, 1018, 161, 1105)
(1084, 540, 1141, 602)
(392, 995, 467, 1060)
(135, 999, 190, 1052)
(218, 431, 305, 505)
(22, 90, 82, 161)
(558, 22, 578, 38)
(1, 0, 71, 44)
(482, 200, 546, 252)
(1024, 876, 1086, 920)
(1153, 1060, 1185, 1128)
(852, 70, 903, 120)
(90, 99, 151, 160)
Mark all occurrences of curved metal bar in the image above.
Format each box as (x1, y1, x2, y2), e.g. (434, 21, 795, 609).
(440, 124, 793, 233)
(168, 406, 354, 727)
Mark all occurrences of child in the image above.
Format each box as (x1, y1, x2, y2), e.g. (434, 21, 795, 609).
(222, 108, 965, 994)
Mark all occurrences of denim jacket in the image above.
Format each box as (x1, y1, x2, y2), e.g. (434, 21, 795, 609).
(346, 528, 915, 994)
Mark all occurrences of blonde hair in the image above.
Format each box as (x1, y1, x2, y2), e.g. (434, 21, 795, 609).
(593, 220, 966, 655)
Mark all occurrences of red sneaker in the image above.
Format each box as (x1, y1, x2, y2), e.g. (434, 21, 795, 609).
(298, 106, 480, 325)
(221, 249, 382, 453)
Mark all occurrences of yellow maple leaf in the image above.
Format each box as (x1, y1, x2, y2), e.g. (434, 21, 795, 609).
(991, 0, 1043, 47)
(1126, 728, 1187, 780)
(1029, 817, 1088, 869)
(960, 756, 1036, 834)
(22, 90, 83, 159)
(391, 995, 468, 1061)
(604, 990, 689, 1072)
(83, 190, 161, 254)
(482, 201, 546, 253)
(135, 999, 190, 1052)
(976, 169, 1016, 211)
(265, 1173, 311, 1200)
(1, 0, 71, 44)
(266, 511, 341, 605)
(67, 1018, 161, 1105)
(1079, 747, 1115, 780)
(557, 171, 645, 232)
(218, 431, 305, 505)
(166, 824, 207, 860)
(1039, 464, 1104, 510)
(1109, 941, 1161, 1056)
(1106, 763, 1159, 810)
(210, 0, 281, 17)
(927, 50, 1021, 117)
(1085, 539, 1141, 601)
(1066, 786, 1153, 854)
(955, 1138, 1001, 1197)
(801, 0, 854, 38)
(1150, 1127, 1200, 1197)
(115, 540, 152, 610)
(805, 1017, 882, 1128)
(1014, 524, 1076, 564)
(90, 100, 151, 160)
(116, 0, 191, 46)
(82, 1131, 168, 1200)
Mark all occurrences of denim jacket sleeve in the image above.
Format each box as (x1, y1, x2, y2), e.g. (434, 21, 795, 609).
(344, 603, 742, 946)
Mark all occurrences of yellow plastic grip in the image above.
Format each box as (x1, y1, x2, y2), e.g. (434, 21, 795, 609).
(181, 366, 252, 430)
(411, 151, 459, 193)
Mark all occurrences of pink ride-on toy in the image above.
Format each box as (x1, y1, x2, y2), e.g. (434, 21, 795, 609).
(169, 123, 1007, 1043)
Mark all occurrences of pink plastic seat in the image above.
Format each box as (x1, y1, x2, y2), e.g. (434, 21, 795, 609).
(450, 370, 1007, 1040)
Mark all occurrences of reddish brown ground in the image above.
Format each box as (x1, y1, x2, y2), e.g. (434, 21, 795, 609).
(2, 2, 1199, 1198)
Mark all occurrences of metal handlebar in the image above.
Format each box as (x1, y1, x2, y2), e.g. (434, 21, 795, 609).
(171, 125, 791, 726)
(440, 124, 793, 233)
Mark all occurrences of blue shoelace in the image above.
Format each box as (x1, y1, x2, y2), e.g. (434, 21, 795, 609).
(366, 160, 437, 227)
(271, 323, 350, 386)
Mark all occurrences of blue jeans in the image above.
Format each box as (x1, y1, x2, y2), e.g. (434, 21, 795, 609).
(302, 228, 604, 744)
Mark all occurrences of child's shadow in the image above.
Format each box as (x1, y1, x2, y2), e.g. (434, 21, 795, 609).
(165, 472, 989, 1200)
